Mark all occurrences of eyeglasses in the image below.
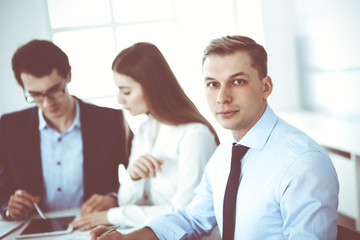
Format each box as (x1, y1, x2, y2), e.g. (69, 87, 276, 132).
(24, 81, 67, 103)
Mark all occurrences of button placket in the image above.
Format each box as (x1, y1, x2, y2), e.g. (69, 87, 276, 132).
(55, 133, 64, 196)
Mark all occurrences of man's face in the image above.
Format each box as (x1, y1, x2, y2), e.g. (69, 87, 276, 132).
(203, 51, 272, 141)
(21, 69, 72, 122)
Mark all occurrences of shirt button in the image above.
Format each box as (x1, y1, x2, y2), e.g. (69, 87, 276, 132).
(57, 187, 62, 192)
(57, 161, 61, 166)
(58, 137, 62, 142)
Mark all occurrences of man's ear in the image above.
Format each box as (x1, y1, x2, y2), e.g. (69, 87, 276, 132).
(262, 76, 273, 99)
(67, 71, 72, 83)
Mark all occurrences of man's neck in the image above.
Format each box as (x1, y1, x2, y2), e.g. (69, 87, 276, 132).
(45, 97, 76, 133)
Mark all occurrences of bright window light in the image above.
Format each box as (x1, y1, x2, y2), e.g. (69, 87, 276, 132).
(46, 0, 265, 140)
(112, 0, 173, 23)
(47, 0, 111, 28)
(53, 27, 117, 99)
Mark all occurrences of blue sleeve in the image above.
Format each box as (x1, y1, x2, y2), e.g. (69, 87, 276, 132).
(145, 162, 217, 240)
(280, 150, 339, 240)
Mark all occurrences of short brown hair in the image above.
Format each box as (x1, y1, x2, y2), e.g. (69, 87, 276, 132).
(12, 40, 71, 88)
(202, 35, 268, 78)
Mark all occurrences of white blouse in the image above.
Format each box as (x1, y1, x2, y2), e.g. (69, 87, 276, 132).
(107, 115, 218, 227)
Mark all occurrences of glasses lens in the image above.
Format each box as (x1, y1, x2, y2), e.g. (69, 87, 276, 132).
(24, 81, 67, 104)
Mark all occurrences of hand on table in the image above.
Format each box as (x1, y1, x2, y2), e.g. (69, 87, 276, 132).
(81, 194, 118, 215)
(90, 225, 125, 240)
(7, 189, 40, 220)
(70, 210, 109, 231)
(129, 154, 163, 180)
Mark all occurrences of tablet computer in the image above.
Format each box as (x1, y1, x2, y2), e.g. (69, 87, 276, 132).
(16, 215, 76, 239)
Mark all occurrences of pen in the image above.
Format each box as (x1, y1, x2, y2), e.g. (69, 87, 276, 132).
(33, 201, 47, 219)
(98, 225, 121, 237)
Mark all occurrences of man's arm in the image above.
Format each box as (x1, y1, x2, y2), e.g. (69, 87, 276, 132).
(0, 109, 43, 220)
(280, 151, 339, 239)
(143, 159, 218, 240)
(81, 104, 131, 199)
(0, 114, 13, 219)
(90, 226, 157, 240)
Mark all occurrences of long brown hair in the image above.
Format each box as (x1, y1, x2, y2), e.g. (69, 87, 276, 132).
(112, 42, 219, 145)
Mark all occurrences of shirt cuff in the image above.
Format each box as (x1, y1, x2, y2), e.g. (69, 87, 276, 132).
(145, 213, 189, 240)
(0, 203, 11, 220)
(107, 192, 118, 200)
(107, 207, 123, 225)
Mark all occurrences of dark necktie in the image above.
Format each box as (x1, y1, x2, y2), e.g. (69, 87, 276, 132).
(223, 143, 249, 240)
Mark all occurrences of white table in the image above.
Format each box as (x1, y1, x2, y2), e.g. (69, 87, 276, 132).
(1, 208, 221, 240)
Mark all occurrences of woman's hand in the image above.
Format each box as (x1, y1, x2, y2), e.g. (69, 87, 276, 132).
(70, 211, 109, 231)
(80, 194, 118, 215)
(129, 154, 163, 180)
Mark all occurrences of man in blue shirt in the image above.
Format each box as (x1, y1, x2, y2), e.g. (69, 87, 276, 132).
(0, 40, 132, 220)
(90, 36, 339, 239)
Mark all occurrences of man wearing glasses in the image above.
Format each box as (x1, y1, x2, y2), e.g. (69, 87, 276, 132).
(0, 40, 132, 220)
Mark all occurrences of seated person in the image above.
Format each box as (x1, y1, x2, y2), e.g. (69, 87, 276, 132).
(0, 40, 132, 220)
(70, 42, 219, 230)
(90, 35, 339, 240)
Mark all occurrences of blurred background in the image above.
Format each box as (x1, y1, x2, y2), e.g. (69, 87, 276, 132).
(1, 0, 359, 231)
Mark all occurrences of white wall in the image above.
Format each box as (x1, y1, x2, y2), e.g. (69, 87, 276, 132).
(260, 0, 301, 112)
(0, 0, 51, 115)
(261, 0, 360, 120)
(5, 0, 357, 121)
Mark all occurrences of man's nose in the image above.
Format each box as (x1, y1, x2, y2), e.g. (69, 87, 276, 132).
(42, 95, 53, 107)
(217, 86, 231, 104)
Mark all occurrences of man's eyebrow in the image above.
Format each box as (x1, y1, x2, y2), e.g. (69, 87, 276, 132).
(28, 82, 63, 94)
(204, 76, 216, 81)
(229, 72, 249, 79)
(204, 72, 249, 81)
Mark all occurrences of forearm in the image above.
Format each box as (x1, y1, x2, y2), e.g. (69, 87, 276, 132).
(91, 226, 158, 240)
(125, 227, 158, 240)
(107, 204, 173, 227)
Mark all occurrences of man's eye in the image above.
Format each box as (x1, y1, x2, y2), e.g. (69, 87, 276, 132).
(123, 91, 131, 95)
(207, 82, 218, 88)
(46, 88, 58, 95)
(30, 93, 42, 97)
(234, 79, 245, 85)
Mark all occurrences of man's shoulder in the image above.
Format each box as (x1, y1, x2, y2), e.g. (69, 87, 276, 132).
(1, 107, 37, 123)
(77, 99, 124, 129)
(78, 99, 122, 116)
(272, 117, 326, 155)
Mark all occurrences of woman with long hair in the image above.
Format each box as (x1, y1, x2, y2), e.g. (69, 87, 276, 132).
(71, 42, 219, 230)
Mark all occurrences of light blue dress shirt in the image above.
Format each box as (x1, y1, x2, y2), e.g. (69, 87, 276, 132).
(146, 106, 339, 240)
(38, 100, 84, 211)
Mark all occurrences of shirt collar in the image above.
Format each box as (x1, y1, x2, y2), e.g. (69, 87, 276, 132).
(38, 99, 81, 131)
(236, 105, 278, 150)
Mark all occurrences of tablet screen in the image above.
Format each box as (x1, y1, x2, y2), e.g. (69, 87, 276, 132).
(20, 216, 75, 235)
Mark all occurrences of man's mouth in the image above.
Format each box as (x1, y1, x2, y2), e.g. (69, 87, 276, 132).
(216, 110, 238, 118)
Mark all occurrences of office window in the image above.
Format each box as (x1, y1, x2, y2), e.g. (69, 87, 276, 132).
(53, 28, 116, 99)
(46, 0, 264, 137)
(112, 0, 173, 23)
(47, 0, 111, 28)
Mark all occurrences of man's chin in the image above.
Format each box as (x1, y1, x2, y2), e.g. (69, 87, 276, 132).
(218, 122, 236, 130)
